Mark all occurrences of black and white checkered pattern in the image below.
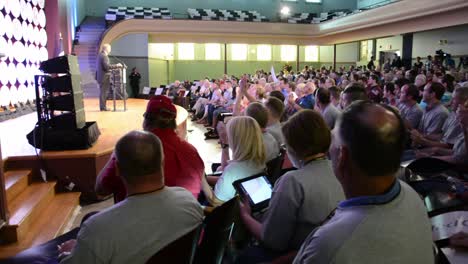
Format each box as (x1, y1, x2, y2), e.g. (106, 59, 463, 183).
(187, 8, 269, 22)
(105, 7, 172, 22)
(287, 9, 355, 24)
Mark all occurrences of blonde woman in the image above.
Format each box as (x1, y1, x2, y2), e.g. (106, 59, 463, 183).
(202, 116, 266, 206)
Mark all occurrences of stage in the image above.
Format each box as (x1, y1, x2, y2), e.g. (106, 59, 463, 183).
(0, 98, 188, 200)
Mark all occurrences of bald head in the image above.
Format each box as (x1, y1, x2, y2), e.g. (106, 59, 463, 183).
(338, 101, 406, 177)
(115, 130, 164, 185)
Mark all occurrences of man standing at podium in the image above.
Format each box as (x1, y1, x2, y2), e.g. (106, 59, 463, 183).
(97, 44, 122, 111)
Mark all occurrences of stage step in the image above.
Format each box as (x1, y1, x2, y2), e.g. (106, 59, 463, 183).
(0, 182, 56, 243)
(0, 192, 80, 259)
(5, 170, 30, 203)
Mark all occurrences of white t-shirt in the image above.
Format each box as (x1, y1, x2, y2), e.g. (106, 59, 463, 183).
(214, 160, 265, 202)
(60, 187, 203, 264)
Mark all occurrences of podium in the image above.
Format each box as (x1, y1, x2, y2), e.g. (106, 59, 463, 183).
(108, 67, 127, 111)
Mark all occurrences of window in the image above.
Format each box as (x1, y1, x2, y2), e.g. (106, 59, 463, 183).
(178, 43, 195, 60)
(304, 45, 319, 62)
(150, 43, 174, 60)
(205, 43, 221, 60)
(257, 45, 272, 61)
(231, 44, 247, 61)
(280, 45, 296, 61)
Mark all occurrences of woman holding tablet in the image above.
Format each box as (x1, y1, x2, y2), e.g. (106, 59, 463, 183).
(237, 110, 345, 263)
(201, 116, 266, 206)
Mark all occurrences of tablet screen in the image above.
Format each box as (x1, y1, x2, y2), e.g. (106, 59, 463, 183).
(240, 176, 272, 205)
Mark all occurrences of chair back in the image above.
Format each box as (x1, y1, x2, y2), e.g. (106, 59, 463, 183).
(407, 157, 453, 177)
(193, 197, 238, 264)
(146, 225, 202, 264)
(266, 147, 286, 185)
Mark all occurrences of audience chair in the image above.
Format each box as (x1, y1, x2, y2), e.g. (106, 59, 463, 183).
(146, 225, 202, 264)
(266, 147, 286, 185)
(406, 157, 454, 177)
(194, 197, 239, 264)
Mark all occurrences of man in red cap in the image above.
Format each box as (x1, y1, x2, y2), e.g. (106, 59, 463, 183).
(96, 95, 205, 202)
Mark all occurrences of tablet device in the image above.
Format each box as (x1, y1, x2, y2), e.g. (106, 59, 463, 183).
(233, 173, 273, 211)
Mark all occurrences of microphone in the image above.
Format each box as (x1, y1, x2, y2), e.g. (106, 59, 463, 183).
(110, 55, 127, 69)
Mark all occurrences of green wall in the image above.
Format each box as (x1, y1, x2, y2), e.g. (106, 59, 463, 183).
(148, 42, 334, 83)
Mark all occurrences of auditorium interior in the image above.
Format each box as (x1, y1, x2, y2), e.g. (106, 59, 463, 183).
(0, 0, 468, 263)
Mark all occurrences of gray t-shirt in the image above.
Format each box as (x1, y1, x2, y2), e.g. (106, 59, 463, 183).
(261, 159, 344, 251)
(453, 134, 467, 164)
(61, 187, 203, 264)
(266, 122, 284, 146)
(418, 102, 449, 136)
(263, 131, 280, 162)
(293, 181, 433, 264)
(321, 104, 341, 130)
(398, 102, 423, 129)
(441, 112, 463, 145)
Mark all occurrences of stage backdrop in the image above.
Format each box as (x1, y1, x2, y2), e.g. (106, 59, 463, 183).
(0, 0, 48, 108)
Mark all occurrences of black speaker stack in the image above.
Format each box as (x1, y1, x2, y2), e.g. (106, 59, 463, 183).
(27, 55, 100, 150)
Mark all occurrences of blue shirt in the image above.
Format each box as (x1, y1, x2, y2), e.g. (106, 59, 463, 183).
(339, 180, 401, 208)
(298, 94, 315, 110)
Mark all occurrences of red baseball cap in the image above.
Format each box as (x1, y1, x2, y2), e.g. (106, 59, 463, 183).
(145, 95, 177, 119)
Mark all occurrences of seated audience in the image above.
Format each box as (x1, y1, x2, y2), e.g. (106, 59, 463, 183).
(96, 96, 204, 202)
(398, 84, 423, 129)
(315, 88, 340, 129)
(246, 102, 280, 162)
(328, 86, 342, 108)
(265, 97, 285, 145)
(367, 74, 382, 103)
(411, 82, 450, 142)
(412, 86, 467, 148)
(382, 82, 397, 107)
(59, 131, 203, 263)
(293, 101, 434, 263)
(238, 110, 344, 263)
(340, 83, 367, 109)
(202, 116, 266, 206)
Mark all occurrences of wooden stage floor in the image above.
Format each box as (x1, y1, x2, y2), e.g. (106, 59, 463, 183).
(0, 98, 187, 161)
(0, 98, 187, 199)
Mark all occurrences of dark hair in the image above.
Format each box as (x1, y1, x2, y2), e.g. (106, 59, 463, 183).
(265, 97, 285, 119)
(442, 74, 455, 93)
(269, 90, 285, 102)
(394, 78, 410, 88)
(384, 83, 395, 94)
(339, 101, 406, 177)
(282, 110, 331, 159)
(115, 131, 163, 184)
(316, 88, 331, 105)
(428, 82, 446, 100)
(343, 83, 367, 102)
(328, 86, 342, 100)
(369, 74, 379, 83)
(246, 102, 269, 128)
(405, 84, 420, 100)
(143, 113, 177, 130)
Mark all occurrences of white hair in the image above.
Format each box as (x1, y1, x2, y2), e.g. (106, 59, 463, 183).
(101, 44, 111, 53)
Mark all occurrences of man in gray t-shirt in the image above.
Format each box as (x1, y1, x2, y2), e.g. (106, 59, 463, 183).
(59, 131, 203, 264)
(294, 102, 433, 264)
(398, 84, 423, 129)
(316, 88, 341, 129)
(415, 82, 449, 139)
